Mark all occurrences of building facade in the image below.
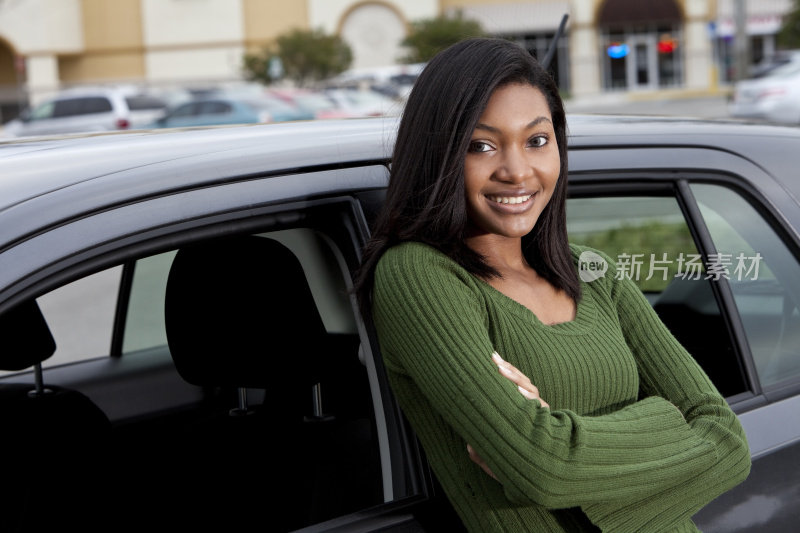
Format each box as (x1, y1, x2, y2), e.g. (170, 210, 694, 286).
(0, 0, 793, 121)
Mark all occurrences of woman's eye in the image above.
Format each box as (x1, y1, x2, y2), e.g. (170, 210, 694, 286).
(529, 135, 548, 148)
(468, 141, 492, 153)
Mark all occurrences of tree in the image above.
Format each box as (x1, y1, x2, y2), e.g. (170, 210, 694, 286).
(778, 0, 800, 49)
(400, 11, 486, 64)
(243, 28, 352, 87)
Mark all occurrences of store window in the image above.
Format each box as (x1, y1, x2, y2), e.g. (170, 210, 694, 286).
(598, 0, 683, 90)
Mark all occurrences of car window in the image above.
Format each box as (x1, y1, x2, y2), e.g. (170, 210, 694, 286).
(199, 101, 232, 114)
(53, 98, 83, 117)
(691, 183, 800, 389)
(125, 95, 167, 111)
(78, 97, 113, 114)
(34, 266, 122, 368)
(169, 102, 198, 117)
(568, 196, 702, 294)
(29, 100, 55, 120)
(567, 195, 746, 397)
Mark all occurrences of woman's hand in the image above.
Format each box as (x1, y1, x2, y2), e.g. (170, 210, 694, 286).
(467, 443, 498, 480)
(467, 351, 550, 480)
(492, 351, 549, 408)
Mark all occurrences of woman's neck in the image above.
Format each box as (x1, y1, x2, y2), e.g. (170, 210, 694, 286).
(465, 234, 529, 276)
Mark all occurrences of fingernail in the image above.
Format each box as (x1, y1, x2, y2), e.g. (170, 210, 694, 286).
(518, 385, 529, 396)
(492, 351, 504, 364)
(500, 365, 514, 376)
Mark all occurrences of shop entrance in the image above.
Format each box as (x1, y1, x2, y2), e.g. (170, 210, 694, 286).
(599, 0, 683, 91)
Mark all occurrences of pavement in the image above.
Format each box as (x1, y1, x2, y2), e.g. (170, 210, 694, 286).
(564, 89, 733, 120)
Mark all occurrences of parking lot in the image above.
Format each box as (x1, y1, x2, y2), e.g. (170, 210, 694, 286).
(566, 91, 732, 119)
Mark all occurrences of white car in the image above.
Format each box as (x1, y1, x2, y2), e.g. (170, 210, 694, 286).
(729, 62, 800, 124)
(323, 88, 403, 117)
(2, 86, 168, 138)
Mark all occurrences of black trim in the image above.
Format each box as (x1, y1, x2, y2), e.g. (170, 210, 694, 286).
(110, 260, 135, 357)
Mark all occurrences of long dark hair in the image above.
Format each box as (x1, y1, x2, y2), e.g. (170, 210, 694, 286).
(355, 37, 579, 313)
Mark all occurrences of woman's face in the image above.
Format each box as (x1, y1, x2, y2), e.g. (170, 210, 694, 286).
(464, 83, 561, 242)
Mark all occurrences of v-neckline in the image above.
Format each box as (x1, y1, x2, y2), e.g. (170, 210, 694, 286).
(476, 275, 596, 335)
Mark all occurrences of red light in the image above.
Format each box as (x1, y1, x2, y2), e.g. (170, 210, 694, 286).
(658, 34, 676, 54)
(116, 118, 130, 130)
(658, 40, 675, 54)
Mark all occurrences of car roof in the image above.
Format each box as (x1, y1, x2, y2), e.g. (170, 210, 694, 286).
(2, 114, 800, 250)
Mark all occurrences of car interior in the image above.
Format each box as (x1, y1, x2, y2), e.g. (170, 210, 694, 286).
(0, 224, 386, 531)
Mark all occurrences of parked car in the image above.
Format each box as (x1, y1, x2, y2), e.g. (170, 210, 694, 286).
(748, 49, 800, 79)
(2, 86, 168, 137)
(267, 88, 357, 119)
(323, 88, 402, 117)
(0, 115, 798, 532)
(148, 95, 314, 129)
(729, 61, 800, 124)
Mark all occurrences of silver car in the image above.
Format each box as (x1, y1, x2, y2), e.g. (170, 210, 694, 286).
(2, 86, 168, 137)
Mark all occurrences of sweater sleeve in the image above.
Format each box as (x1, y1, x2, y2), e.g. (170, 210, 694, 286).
(580, 251, 751, 532)
(372, 243, 735, 516)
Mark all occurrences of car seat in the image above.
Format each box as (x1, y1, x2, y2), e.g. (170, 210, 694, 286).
(163, 233, 380, 530)
(0, 299, 111, 532)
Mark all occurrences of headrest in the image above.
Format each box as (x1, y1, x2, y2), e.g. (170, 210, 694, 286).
(0, 300, 56, 371)
(164, 235, 328, 389)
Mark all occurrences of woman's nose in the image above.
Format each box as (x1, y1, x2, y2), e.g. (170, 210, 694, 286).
(498, 148, 533, 182)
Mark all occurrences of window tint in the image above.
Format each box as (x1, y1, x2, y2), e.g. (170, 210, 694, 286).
(53, 98, 83, 117)
(53, 97, 113, 117)
(567, 195, 746, 397)
(79, 97, 113, 114)
(692, 183, 800, 388)
(125, 95, 166, 111)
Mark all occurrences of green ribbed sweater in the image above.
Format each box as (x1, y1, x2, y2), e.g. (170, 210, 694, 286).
(372, 242, 751, 532)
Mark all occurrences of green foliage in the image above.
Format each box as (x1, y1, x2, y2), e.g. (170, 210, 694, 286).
(570, 221, 700, 293)
(400, 12, 486, 64)
(778, 0, 800, 49)
(242, 28, 353, 87)
(242, 48, 277, 85)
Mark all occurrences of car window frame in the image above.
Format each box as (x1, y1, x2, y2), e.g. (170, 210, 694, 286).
(682, 177, 800, 401)
(567, 177, 761, 407)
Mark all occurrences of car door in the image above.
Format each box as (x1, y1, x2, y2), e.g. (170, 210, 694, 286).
(0, 162, 445, 532)
(566, 151, 800, 532)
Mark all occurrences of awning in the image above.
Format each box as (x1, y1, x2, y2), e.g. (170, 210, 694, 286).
(597, 0, 682, 25)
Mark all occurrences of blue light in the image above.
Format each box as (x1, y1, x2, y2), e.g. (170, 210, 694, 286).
(607, 44, 629, 59)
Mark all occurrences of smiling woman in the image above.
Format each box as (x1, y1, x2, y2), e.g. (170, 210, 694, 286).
(354, 37, 750, 533)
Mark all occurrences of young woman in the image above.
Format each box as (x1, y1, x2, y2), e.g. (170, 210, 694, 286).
(355, 37, 750, 532)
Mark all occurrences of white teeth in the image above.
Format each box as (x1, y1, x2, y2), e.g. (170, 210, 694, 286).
(489, 194, 532, 205)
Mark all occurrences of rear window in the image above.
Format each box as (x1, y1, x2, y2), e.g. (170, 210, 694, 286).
(54, 97, 113, 117)
(125, 96, 167, 111)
